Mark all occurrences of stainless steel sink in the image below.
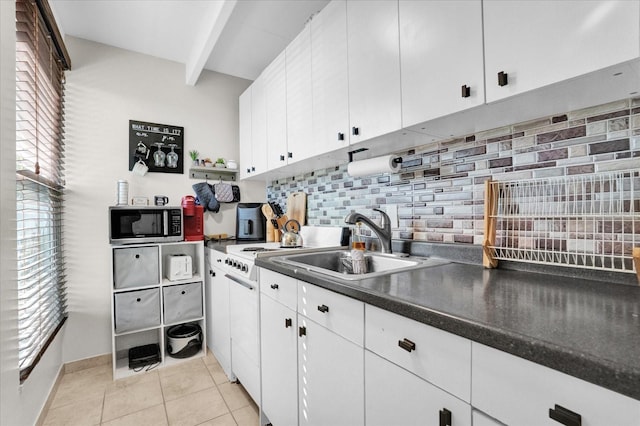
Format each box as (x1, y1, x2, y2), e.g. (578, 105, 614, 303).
(271, 250, 448, 280)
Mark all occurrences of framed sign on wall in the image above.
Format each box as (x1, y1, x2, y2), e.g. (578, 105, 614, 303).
(129, 120, 184, 174)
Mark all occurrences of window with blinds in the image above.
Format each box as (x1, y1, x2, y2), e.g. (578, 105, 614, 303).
(15, 0, 71, 383)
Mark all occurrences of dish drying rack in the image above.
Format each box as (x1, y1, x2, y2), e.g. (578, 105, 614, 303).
(483, 170, 640, 282)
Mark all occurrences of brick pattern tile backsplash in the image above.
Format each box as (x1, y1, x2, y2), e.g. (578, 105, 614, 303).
(267, 97, 640, 247)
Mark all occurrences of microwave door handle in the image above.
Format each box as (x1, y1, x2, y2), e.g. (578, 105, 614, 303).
(163, 210, 169, 236)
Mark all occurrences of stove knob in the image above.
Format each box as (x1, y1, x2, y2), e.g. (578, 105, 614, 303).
(241, 264, 248, 272)
(225, 259, 230, 265)
(232, 260, 237, 268)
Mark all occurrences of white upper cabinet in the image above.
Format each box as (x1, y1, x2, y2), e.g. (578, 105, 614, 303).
(238, 86, 252, 180)
(346, 0, 402, 144)
(286, 25, 314, 164)
(264, 51, 288, 171)
(484, 0, 640, 103)
(311, 0, 350, 150)
(399, 0, 484, 129)
(250, 74, 268, 176)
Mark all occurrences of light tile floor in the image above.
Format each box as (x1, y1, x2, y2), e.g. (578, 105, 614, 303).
(42, 351, 259, 426)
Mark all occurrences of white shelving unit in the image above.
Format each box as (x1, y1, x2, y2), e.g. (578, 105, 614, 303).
(110, 241, 206, 380)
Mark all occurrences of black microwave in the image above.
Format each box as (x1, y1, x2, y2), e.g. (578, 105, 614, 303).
(109, 206, 183, 244)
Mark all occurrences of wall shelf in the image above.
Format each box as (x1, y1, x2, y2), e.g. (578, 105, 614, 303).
(189, 166, 238, 181)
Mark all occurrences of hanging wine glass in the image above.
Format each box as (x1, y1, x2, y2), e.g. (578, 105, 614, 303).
(166, 144, 179, 168)
(153, 142, 166, 167)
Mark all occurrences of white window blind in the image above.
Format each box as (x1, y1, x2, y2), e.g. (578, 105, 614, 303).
(15, 0, 70, 383)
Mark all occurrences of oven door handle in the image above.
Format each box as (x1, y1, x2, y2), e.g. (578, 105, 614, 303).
(225, 274, 254, 290)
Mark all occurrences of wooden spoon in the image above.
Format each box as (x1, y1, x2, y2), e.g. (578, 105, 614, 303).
(261, 204, 275, 242)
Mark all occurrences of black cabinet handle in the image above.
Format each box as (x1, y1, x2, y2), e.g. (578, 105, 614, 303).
(338, 132, 345, 141)
(549, 404, 581, 426)
(246, 168, 251, 173)
(398, 338, 416, 352)
(251, 166, 256, 171)
(270, 284, 279, 290)
(461, 84, 470, 98)
(317, 304, 329, 313)
(280, 154, 285, 161)
(439, 408, 452, 426)
(352, 126, 359, 136)
(299, 326, 306, 337)
(288, 152, 293, 158)
(285, 318, 292, 328)
(498, 71, 508, 86)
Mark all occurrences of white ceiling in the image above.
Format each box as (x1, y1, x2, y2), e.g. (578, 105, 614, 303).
(50, 0, 329, 84)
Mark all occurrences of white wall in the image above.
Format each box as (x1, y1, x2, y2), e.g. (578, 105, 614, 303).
(2, 2, 66, 425)
(62, 36, 265, 363)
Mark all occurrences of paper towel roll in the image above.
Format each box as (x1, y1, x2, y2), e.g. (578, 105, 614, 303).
(347, 155, 402, 177)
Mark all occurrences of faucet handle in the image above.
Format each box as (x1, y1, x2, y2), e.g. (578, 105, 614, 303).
(373, 208, 390, 228)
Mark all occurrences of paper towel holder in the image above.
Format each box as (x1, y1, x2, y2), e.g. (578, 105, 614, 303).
(348, 148, 403, 166)
(347, 148, 369, 163)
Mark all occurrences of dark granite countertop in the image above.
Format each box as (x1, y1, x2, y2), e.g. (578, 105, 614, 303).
(256, 254, 640, 401)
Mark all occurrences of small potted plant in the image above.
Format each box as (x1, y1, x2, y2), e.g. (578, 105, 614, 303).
(215, 158, 226, 168)
(189, 150, 199, 167)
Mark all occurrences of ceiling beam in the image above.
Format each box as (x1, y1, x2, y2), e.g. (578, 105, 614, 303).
(185, 0, 237, 86)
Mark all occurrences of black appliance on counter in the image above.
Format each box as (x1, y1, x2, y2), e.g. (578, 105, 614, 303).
(236, 203, 266, 242)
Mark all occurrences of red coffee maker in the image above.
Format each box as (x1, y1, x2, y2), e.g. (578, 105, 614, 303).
(182, 196, 204, 241)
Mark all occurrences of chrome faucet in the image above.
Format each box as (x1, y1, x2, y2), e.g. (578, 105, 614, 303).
(344, 208, 392, 254)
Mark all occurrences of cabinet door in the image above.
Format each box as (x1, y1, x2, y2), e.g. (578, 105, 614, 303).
(298, 316, 364, 426)
(484, 0, 640, 103)
(265, 51, 288, 170)
(260, 295, 298, 426)
(400, 0, 484, 129)
(347, 0, 402, 143)
(365, 350, 472, 426)
(250, 74, 267, 176)
(286, 25, 313, 163)
(472, 343, 640, 425)
(311, 0, 350, 151)
(238, 86, 252, 179)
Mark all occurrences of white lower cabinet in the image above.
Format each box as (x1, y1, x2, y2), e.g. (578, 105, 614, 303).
(257, 270, 640, 426)
(365, 350, 471, 426)
(298, 315, 364, 426)
(472, 342, 640, 426)
(260, 294, 298, 426)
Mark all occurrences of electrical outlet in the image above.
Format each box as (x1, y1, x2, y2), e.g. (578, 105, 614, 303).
(381, 205, 399, 228)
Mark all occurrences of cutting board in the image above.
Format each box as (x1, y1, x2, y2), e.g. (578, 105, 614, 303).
(286, 192, 307, 227)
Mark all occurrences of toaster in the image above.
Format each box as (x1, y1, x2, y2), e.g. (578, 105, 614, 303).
(165, 254, 193, 281)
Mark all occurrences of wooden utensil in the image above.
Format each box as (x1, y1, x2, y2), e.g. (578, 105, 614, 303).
(286, 192, 307, 226)
(261, 204, 275, 242)
(483, 179, 498, 269)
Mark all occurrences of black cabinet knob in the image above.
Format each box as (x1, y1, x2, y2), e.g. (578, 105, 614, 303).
(398, 338, 416, 352)
(317, 304, 329, 313)
(352, 126, 359, 136)
(439, 408, 452, 426)
(299, 326, 306, 337)
(498, 71, 509, 87)
(549, 404, 581, 426)
(338, 132, 345, 141)
(285, 318, 292, 328)
(181, 291, 186, 295)
(136, 298, 141, 302)
(287, 152, 293, 158)
(135, 254, 140, 259)
(270, 284, 279, 290)
(246, 168, 251, 173)
(461, 84, 471, 98)
(280, 154, 285, 161)
(251, 166, 256, 171)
